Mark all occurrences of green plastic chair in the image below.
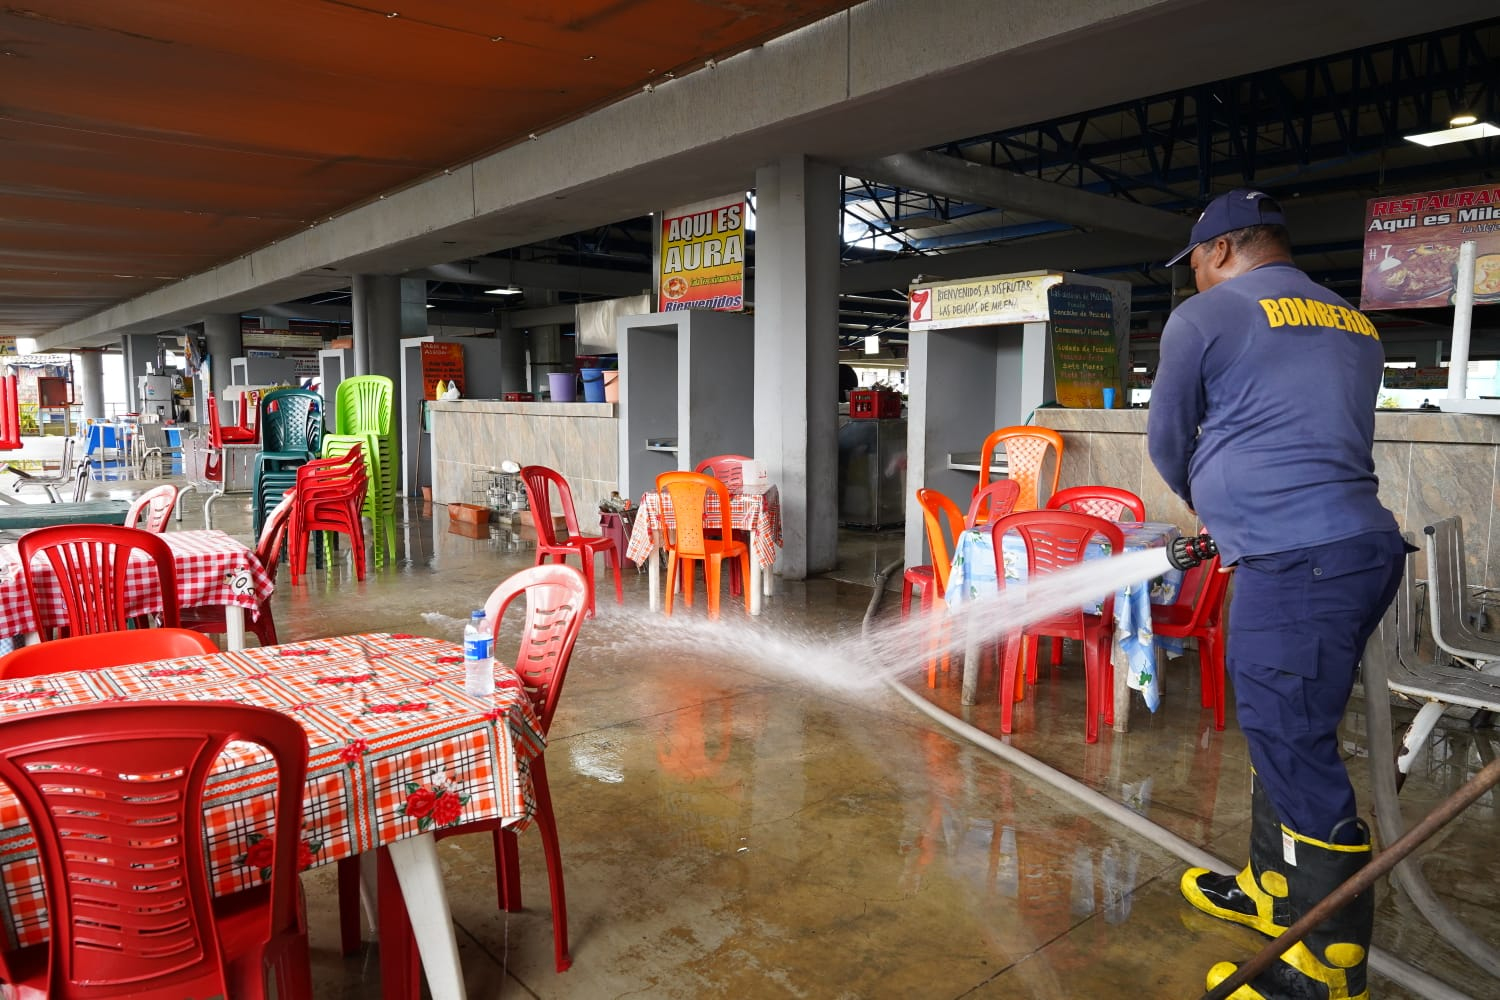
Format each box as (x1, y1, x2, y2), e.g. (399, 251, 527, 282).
(334, 376, 397, 563)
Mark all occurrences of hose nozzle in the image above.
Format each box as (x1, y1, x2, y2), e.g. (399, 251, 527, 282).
(1168, 534, 1218, 571)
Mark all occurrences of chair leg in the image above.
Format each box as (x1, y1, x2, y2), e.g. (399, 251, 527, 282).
(579, 545, 599, 618)
(1099, 632, 1115, 728)
(494, 826, 522, 912)
(999, 630, 1023, 732)
(337, 855, 362, 956)
(375, 847, 422, 999)
(607, 544, 624, 604)
(901, 576, 915, 617)
(739, 550, 752, 614)
(1082, 637, 1101, 744)
(531, 759, 571, 973)
(705, 555, 723, 620)
(680, 558, 695, 608)
(664, 552, 678, 616)
(1051, 638, 1064, 666)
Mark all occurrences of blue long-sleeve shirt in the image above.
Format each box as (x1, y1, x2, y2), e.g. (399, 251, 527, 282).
(1146, 262, 1397, 565)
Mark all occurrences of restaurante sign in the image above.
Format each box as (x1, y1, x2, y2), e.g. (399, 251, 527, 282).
(908, 272, 1064, 331)
(1360, 182, 1500, 310)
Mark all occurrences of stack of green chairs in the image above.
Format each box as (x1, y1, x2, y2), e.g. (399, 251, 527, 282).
(251, 388, 324, 540)
(321, 376, 397, 566)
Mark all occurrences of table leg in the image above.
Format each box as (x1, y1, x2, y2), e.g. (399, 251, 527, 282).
(225, 605, 246, 652)
(961, 615, 981, 706)
(647, 539, 661, 612)
(387, 833, 468, 1000)
(1112, 647, 1132, 733)
(748, 532, 763, 616)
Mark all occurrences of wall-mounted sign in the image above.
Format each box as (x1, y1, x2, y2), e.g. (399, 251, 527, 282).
(0, 337, 15, 357)
(1048, 284, 1119, 408)
(420, 341, 464, 400)
(1360, 182, 1500, 310)
(658, 195, 746, 312)
(1382, 366, 1449, 389)
(908, 272, 1064, 331)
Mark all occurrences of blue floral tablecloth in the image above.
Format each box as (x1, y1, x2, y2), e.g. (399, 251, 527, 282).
(945, 521, 1184, 711)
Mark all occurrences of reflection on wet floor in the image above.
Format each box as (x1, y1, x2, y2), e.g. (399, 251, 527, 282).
(142, 487, 1497, 999)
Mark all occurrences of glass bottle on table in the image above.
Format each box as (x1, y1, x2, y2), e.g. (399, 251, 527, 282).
(462, 610, 494, 698)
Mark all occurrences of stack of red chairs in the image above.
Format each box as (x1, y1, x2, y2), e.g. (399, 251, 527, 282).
(287, 444, 368, 584)
(0, 375, 21, 450)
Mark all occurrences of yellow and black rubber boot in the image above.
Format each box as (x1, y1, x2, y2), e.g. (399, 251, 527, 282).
(1181, 771, 1291, 937)
(1205, 818, 1373, 1000)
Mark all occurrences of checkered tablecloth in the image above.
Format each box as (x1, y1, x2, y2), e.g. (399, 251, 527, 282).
(0, 632, 544, 947)
(626, 487, 782, 568)
(0, 529, 274, 636)
(946, 521, 1185, 712)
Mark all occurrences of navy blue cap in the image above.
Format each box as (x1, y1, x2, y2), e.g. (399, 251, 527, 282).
(1166, 188, 1288, 266)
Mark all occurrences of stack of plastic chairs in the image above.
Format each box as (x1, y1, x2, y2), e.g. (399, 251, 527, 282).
(321, 376, 397, 566)
(289, 445, 369, 584)
(251, 388, 323, 539)
(0, 375, 21, 450)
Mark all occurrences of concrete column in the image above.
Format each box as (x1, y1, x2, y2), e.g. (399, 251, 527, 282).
(203, 315, 242, 413)
(753, 155, 841, 578)
(496, 315, 529, 393)
(77, 350, 105, 421)
(351, 275, 425, 378)
(120, 334, 159, 412)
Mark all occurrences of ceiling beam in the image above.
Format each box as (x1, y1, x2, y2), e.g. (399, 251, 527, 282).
(841, 150, 1187, 245)
(411, 260, 650, 299)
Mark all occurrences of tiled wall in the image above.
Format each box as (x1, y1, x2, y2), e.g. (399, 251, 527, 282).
(428, 400, 620, 514)
(1034, 409, 1500, 587)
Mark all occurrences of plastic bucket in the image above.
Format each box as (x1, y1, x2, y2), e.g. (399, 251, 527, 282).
(581, 367, 606, 403)
(603, 370, 620, 403)
(548, 371, 577, 402)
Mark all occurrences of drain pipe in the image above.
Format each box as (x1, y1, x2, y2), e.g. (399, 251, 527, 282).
(863, 562, 1471, 1000)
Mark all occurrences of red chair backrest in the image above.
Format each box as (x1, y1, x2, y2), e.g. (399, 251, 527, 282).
(256, 493, 296, 585)
(482, 564, 589, 735)
(1168, 552, 1231, 632)
(0, 375, 21, 451)
(988, 510, 1126, 630)
(0, 628, 217, 681)
(18, 525, 180, 636)
(519, 465, 586, 546)
(0, 701, 308, 998)
(1046, 485, 1146, 523)
(125, 484, 180, 533)
(656, 471, 734, 559)
(966, 479, 1021, 528)
(695, 455, 751, 493)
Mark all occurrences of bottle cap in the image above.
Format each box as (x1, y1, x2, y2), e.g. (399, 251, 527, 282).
(470, 609, 485, 619)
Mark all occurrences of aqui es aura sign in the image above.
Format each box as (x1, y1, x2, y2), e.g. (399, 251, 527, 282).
(658, 195, 746, 312)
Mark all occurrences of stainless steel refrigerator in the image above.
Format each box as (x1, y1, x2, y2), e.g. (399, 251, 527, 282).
(838, 418, 907, 528)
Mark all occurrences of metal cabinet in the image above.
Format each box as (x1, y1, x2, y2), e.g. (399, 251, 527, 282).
(837, 418, 907, 529)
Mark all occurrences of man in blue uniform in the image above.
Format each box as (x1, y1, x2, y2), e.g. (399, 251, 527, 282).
(1148, 189, 1407, 1000)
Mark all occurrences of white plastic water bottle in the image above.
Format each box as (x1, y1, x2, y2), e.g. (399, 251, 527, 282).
(462, 610, 495, 698)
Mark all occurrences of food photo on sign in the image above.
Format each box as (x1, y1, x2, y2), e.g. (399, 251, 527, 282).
(1361, 182, 1500, 309)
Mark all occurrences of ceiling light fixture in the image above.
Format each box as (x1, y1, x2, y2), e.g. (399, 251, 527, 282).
(1450, 112, 1479, 126)
(484, 287, 523, 296)
(425, 303, 435, 309)
(1406, 121, 1500, 147)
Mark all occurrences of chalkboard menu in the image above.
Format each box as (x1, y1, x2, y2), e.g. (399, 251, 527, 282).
(1047, 285, 1119, 408)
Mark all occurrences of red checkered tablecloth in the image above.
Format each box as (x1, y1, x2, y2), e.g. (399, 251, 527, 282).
(0, 632, 544, 947)
(0, 529, 273, 636)
(626, 487, 782, 568)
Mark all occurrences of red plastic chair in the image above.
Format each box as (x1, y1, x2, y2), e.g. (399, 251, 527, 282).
(125, 483, 181, 532)
(210, 390, 260, 445)
(18, 525, 179, 638)
(976, 427, 1063, 513)
(182, 494, 292, 648)
(0, 375, 21, 451)
(694, 455, 753, 594)
(1046, 485, 1146, 523)
(656, 471, 750, 619)
(336, 564, 589, 976)
(989, 510, 1124, 744)
(0, 628, 216, 681)
(1151, 549, 1231, 731)
(0, 701, 312, 1000)
(521, 465, 622, 617)
(966, 479, 1021, 529)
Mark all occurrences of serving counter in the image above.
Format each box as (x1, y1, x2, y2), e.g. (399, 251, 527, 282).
(427, 399, 619, 510)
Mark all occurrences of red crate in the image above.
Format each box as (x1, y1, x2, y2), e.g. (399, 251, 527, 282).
(502, 392, 535, 402)
(849, 389, 903, 419)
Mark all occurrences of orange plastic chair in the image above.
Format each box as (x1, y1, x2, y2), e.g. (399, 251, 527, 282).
(0, 701, 312, 1000)
(0, 628, 216, 681)
(18, 525, 179, 638)
(976, 427, 1064, 513)
(966, 479, 1021, 529)
(912, 488, 968, 686)
(656, 471, 750, 619)
(520, 464, 622, 617)
(989, 510, 1124, 744)
(336, 564, 589, 975)
(1046, 485, 1146, 522)
(182, 493, 292, 648)
(125, 483, 180, 532)
(1151, 548, 1231, 731)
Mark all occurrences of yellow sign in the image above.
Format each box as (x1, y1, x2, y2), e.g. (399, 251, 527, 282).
(0, 336, 15, 357)
(658, 195, 746, 312)
(908, 272, 1064, 331)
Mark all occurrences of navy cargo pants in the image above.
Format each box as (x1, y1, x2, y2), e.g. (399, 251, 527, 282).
(1226, 530, 1407, 843)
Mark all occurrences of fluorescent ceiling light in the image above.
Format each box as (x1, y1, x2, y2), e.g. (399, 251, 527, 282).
(424, 303, 434, 309)
(484, 286, 523, 296)
(1450, 113, 1478, 126)
(864, 335, 881, 355)
(1406, 122, 1500, 147)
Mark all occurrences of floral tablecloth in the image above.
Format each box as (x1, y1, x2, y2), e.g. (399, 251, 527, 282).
(945, 521, 1184, 711)
(626, 486, 783, 568)
(0, 631, 543, 947)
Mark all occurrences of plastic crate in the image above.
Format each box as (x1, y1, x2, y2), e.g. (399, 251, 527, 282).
(502, 392, 535, 402)
(849, 389, 903, 419)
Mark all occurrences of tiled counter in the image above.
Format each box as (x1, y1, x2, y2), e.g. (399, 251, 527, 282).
(428, 399, 619, 511)
(1033, 408, 1500, 587)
